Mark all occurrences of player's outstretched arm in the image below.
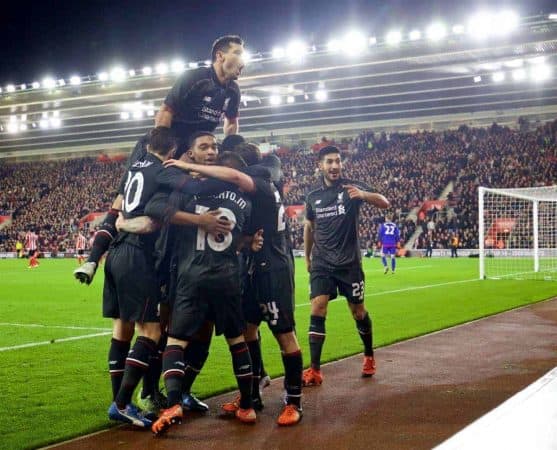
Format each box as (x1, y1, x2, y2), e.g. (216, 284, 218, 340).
(343, 185, 390, 209)
(303, 219, 314, 272)
(163, 159, 256, 193)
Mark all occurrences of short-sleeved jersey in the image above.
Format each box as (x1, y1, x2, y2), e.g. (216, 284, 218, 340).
(164, 66, 240, 143)
(243, 165, 291, 273)
(116, 153, 187, 251)
(175, 189, 251, 278)
(305, 178, 372, 271)
(379, 221, 400, 247)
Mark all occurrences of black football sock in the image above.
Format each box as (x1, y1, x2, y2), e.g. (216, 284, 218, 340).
(282, 349, 303, 408)
(229, 342, 253, 409)
(162, 345, 185, 407)
(246, 339, 262, 400)
(87, 209, 118, 264)
(308, 315, 326, 370)
(182, 339, 210, 394)
(115, 336, 157, 409)
(356, 313, 374, 357)
(141, 333, 166, 398)
(108, 338, 130, 401)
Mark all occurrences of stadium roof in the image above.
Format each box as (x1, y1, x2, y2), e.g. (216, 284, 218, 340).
(1, 13, 557, 159)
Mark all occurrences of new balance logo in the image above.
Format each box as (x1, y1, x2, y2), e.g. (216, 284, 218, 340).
(203, 96, 212, 102)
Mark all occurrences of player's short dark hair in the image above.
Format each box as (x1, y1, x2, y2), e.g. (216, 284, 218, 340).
(221, 134, 246, 152)
(211, 35, 244, 62)
(217, 151, 247, 169)
(318, 145, 341, 161)
(148, 127, 176, 156)
(233, 142, 261, 166)
(188, 131, 216, 149)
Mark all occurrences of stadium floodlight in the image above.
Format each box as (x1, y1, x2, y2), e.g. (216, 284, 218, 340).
(9, 115, 16, 122)
(50, 117, 61, 128)
(110, 67, 127, 82)
(7, 122, 19, 133)
(42, 77, 56, 89)
(19, 124, 27, 131)
(529, 56, 545, 65)
(188, 62, 198, 69)
(128, 69, 136, 77)
(368, 36, 377, 45)
(147, 109, 155, 117)
(385, 30, 402, 45)
(132, 109, 143, 119)
(20, 114, 27, 121)
(531, 65, 551, 82)
(156, 63, 169, 75)
(272, 46, 285, 59)
(6, 84, 15, 93)
(493, 10, 519, 36)
(120, 111, 130, 120)
(31, 81, 40, 89)
(343, 30, 367, 56)
(39, 119, 49, 129)
(512, 68, 526, 81)
(467, 11, 493, 39)
(549, 13, 557, 20)
(286, 40, 307, 63)
(41, 112, 48, 118)
(58, 79, 66, 87)
(171, 59, 186, 73)
(327, 39, 342, 53)
(452, 24, 465, 34)
(70, 76, 81, 86)
(409, 30, 421, 41)
(287, 95, 295, 104)
(269, 94, 282, 106)
(52, 110, 60, 118)
(142, 66, 153, 76)
(492, 71, 505, 82)
(31, 122, 37, 128)
(243, 50, 252, 64)
(504, 59, 523, 68)
(0, 87, 2, 93)
(315, 89, 328, 101)
(97, 72, 109, 82)
(426, 22, 447, 41)
(20, 83, 26, 90)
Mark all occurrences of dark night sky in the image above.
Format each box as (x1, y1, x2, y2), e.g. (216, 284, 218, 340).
(1, 0, 555, 84)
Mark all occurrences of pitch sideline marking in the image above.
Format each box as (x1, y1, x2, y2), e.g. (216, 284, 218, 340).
(297, 277, 478, 307)
(0, 322, 110, 331)
(0, 332, 111, 352)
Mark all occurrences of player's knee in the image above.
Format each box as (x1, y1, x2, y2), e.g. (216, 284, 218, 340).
(137, 322, 161, 342)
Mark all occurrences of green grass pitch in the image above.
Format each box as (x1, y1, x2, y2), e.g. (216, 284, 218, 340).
(1, 257, 555, 449)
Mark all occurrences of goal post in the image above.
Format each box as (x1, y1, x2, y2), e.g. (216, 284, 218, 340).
(478, 186, 557, 281)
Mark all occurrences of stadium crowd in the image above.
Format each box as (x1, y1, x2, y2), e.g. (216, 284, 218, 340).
(0, 118, 555, 254)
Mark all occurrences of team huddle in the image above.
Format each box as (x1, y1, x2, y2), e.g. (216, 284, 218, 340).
(73, 35, 390, 436)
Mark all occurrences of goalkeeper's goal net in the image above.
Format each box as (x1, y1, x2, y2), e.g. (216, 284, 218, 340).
(479, 186, 557, 281)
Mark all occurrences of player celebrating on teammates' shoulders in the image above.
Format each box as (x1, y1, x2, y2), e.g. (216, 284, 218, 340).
(73, 35, 245, 285)
(303, 146, 389, 386)
(378, 214, 400, 274)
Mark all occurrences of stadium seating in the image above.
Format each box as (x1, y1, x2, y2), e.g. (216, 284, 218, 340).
(0, 119, 555, 253)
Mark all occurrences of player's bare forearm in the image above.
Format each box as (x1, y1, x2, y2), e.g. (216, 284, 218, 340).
(362, 192, 390, 209)
(170, 210, 231, 236)
(164, 160, 255, 193)
(223, 117, 238, 136)
(155, 104, 173, 128)
(303, 220, 314, 271)
(111, 194, 123, 210)
(116, 214, 159, 234)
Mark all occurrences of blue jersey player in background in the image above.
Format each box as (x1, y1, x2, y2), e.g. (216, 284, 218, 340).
(378, 215, 400, 274)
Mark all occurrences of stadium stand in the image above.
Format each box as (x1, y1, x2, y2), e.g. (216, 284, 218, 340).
(0, 119, 555, 254)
